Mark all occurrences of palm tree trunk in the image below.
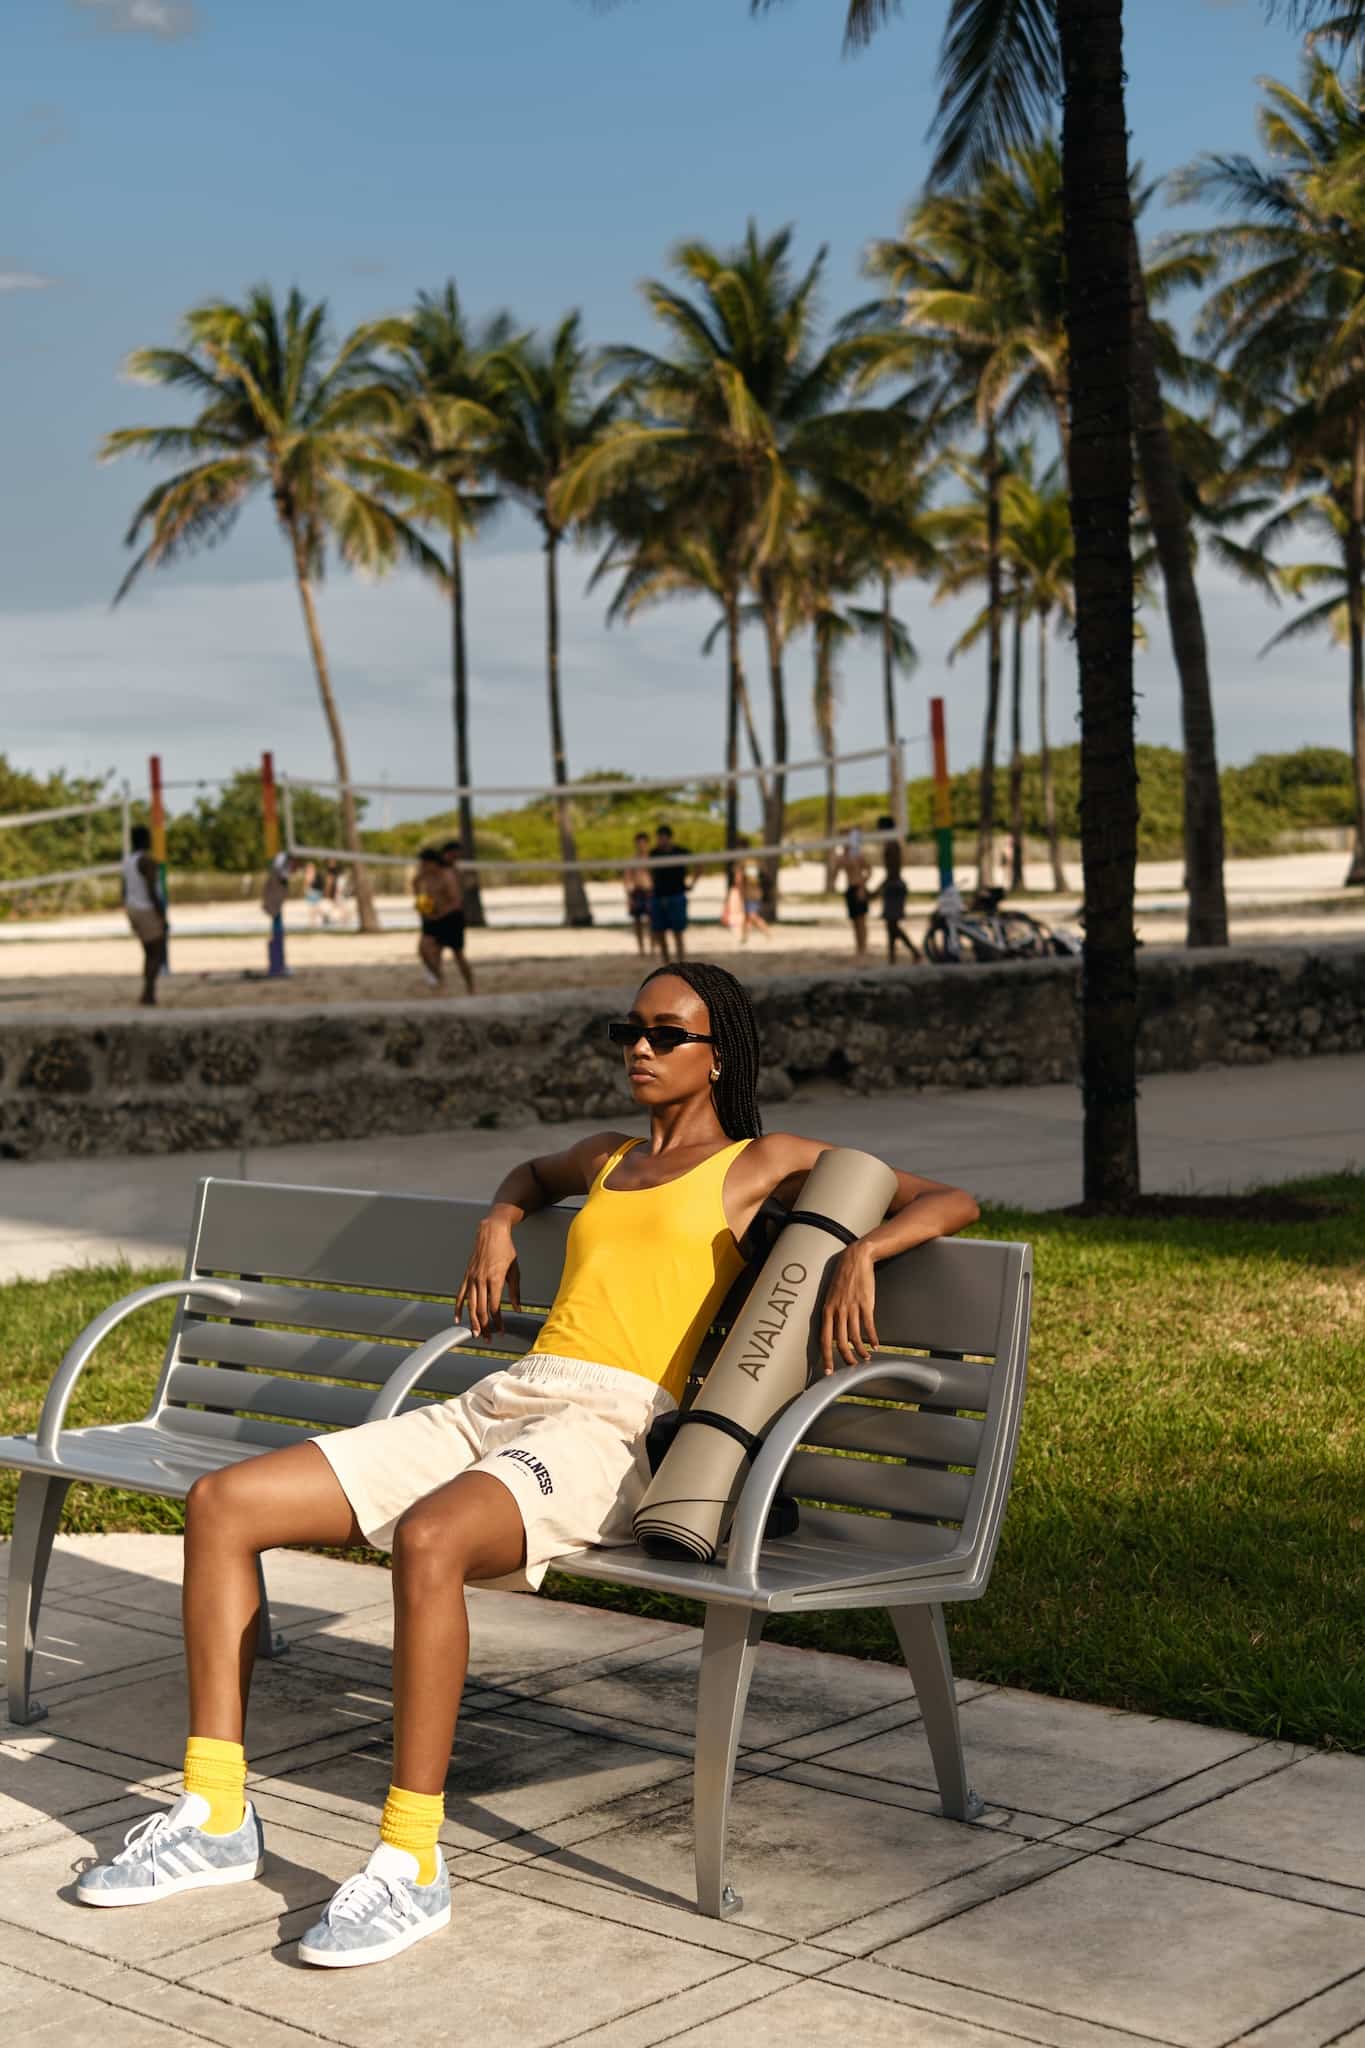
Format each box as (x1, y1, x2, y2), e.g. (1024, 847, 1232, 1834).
(450, 532, 485, 928)
(1009, 587, 1025, 890)
(760, 580, 788, 921)
(724, 589, 742, 852)
(1347, 414, 1365, 887)
(1039, 608, 1067, 891)
(881, 571, 904, 833)
(1059, 0, 1140, 1204)
(544, 527, 593, 927)
(815, 624, 838, 890)
(1127, 219, 1228, 946)
(286, 521, 378, 934)
(978, 424, 1004, 888)
(736, 666, 770, 809)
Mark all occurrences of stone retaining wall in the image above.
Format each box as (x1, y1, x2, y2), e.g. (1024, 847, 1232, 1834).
(3, 943, 1363, 1161)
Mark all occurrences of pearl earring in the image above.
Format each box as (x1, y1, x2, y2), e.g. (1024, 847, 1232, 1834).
(709, 1065, 721, 1082)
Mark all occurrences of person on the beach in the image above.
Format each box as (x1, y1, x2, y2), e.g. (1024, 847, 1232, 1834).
(623, 830, 653, 955)
(121, 823, 167, 1007)
(415, 845, 475, 995)
(835, 826, 871, 958)
(73, 960, 978, 1969)
(302, 861, 326, 928)
(872, 815, 921, 964)
(724, 835, 768, 943)
(649, 822, 692, 963)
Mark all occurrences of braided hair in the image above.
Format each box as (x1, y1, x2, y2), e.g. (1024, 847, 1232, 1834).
(639, 961, 763, 1139)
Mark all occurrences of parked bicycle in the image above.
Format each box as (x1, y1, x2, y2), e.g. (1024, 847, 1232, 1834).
(923, 884, 1082, 964)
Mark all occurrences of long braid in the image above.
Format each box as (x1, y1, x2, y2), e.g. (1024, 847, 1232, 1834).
(639, 961, 763, 1139)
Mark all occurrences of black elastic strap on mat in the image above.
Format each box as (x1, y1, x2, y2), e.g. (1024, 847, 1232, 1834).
(784, 1207, 860, 1248)
(678, 1408, 763, 1463)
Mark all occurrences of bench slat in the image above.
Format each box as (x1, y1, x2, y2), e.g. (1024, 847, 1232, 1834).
(783, 1449, 975, 1524)
(800, 1404, 983, 1468)
(157, 1406, 318, 1450)
(194, 1179, 576, 1305)
(208, 1282, 459, 1344)
(854, 1356, 994, 1412)
(872, 1238, 1014, 1359)
(165, 1363, 377, 1430)
(178, 1321, 413, 1387)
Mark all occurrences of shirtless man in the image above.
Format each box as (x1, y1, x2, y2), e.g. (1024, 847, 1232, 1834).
(415, 844, 475, 995)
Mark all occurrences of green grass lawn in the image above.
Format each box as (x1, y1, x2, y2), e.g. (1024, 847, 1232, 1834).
(4, 1176, 1362, 1751)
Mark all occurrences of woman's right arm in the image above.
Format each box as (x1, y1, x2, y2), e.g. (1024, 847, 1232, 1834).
(454, 1131, 628, 1336)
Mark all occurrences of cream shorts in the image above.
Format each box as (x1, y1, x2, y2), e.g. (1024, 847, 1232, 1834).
(311, 1353, 675, 1593)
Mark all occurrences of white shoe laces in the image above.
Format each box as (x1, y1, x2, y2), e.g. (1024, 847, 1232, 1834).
(113, 1810, 173, 1872)
(326, 1870, 415, 1927)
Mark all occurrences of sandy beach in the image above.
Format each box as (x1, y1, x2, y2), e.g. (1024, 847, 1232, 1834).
(1, 853, 1360, 1016)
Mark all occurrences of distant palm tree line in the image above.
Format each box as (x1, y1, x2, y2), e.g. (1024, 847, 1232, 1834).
(104, 14, 1365, 1204)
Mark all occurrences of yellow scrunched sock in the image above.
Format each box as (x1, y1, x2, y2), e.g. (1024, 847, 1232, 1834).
(380, 1785, 444, 1886)
(183, 1736, 247, 1835)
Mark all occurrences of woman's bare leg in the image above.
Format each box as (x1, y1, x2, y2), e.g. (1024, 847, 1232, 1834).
(388, 1472, 527, 1793)
(182, 1441, 364, 1742)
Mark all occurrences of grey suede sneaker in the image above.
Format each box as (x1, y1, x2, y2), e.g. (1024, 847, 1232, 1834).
(298, 1842, 451, 1968)
(76, 1792, 264, 1907)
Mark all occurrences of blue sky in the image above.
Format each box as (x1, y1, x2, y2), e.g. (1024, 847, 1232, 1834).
(4, 0, 1335, 818)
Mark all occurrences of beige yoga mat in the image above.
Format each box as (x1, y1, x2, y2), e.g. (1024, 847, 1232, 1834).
(633, 1145, 898, 1563)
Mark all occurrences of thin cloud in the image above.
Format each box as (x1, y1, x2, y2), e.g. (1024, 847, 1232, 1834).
(0, 271, 57, 291)
(69, 0, 199, 39)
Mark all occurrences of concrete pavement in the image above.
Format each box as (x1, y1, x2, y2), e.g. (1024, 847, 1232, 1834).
(3, 1536, 1364, 2047)
(2, 1052, 1363, 1284)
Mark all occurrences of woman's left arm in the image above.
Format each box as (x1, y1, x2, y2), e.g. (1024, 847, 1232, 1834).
(753, 1137, 980, 1374)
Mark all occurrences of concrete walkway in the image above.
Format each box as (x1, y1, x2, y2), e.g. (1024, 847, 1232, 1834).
(3, 1536, 1363, 2047)
(3, 1053, 1363, 1285)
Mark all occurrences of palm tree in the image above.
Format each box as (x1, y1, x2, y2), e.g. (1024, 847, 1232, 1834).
(101, 285, 446, 933)
(1173, 51, 1365, 883)
(483, 315, 617, 926)
(591, 502, 772, 836)
(559, 224, 911, 915)
(384, 284, 517, 927)
(1004, 459, 1075, 890)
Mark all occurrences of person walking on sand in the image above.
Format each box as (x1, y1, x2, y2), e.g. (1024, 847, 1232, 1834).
(648, 822, 692, 963)
(71, 960, 978, 1972)
(871, 815, 921, 964)
(834, 826, 872, 958)
(416, 845, 475, 995)
(623, 831, 653, 956)
(122, 823, 167, 1007)
(724, 836, 768, 944)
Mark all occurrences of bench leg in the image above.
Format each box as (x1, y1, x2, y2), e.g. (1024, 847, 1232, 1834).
(693, 1604, 764, 1919)
(889, 1602, 983, 1821)
(255, 1555, 286, 1660)
(7, 1474, 72, 1726)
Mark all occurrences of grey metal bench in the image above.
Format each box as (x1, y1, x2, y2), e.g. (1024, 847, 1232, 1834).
(1, 1174, 1031, 1918)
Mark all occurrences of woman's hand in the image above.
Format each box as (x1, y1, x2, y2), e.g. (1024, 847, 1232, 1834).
(819, 1243, 880, 1375)
(455, 1219, 521, 1337)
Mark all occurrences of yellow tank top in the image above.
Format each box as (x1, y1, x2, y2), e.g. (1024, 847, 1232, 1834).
(529, 1136, 752, 1405)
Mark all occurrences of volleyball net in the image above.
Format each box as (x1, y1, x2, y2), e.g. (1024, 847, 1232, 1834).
(0, 788, 133, 900)
(281, 739, 924, 884)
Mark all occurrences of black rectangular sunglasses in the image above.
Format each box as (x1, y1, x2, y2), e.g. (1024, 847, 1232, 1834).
(607, 1020, 714, 1054)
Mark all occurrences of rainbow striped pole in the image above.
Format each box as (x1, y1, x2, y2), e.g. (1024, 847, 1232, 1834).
(149, 754, 168, 973)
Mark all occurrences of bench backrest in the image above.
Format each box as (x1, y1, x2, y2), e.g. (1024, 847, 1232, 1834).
(150, 1178, 1029, 1575)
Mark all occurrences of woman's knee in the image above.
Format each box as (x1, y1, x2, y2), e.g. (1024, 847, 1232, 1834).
(185, 1464, 255, 1540)
(392, 1500, 471, 1579)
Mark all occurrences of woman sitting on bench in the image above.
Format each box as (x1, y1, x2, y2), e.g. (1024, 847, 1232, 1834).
(75, 961, 978, 1968)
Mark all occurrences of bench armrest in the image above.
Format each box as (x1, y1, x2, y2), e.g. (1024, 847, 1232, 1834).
(37, 1279, 245, 1458)
(724, 1358, 944, 1587)
(363, 1311, 548, 1422)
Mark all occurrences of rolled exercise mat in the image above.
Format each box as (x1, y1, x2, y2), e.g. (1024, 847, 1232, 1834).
(633, 1146, 898, 1562)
